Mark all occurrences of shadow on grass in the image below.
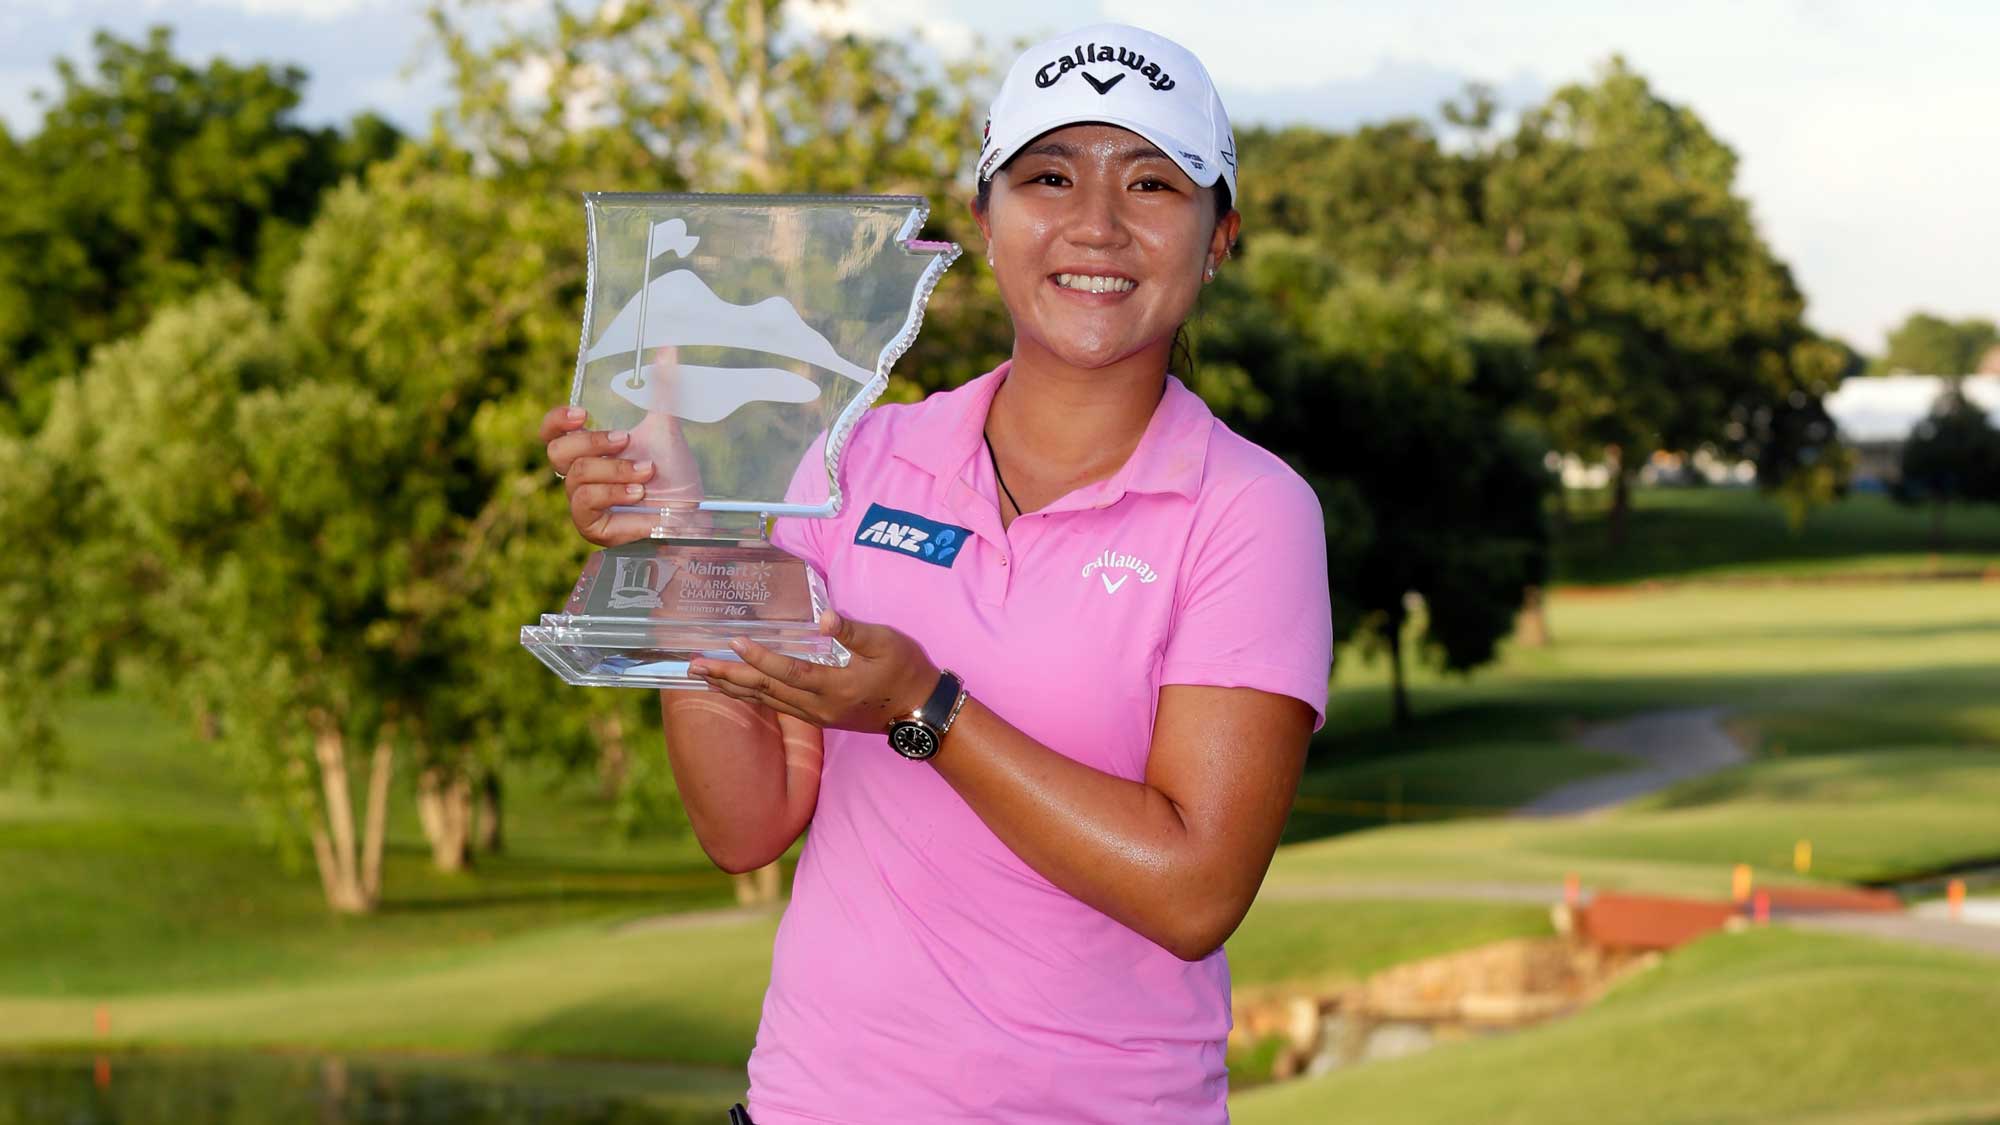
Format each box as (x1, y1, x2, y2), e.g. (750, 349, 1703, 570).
(1287, 662, 2000, 849)
(1571, 618, 2000, 647)
(1628, 748, 2000, 812)
(0, 1051, 740, 1124)
(1553, 488, 2000, 586)
(379, 885, 729, 915)
(465, 851, 716, 878)
(498, 999, 760, 1075)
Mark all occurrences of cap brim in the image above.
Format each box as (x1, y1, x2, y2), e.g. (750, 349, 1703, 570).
(982, 113, 1228, 195)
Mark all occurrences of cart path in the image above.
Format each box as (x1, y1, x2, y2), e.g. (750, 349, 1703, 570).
(1783, 908, 2000, 958)
(1513, 705, 1748, 816)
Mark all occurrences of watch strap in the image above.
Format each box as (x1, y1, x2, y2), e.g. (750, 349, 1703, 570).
(917, 669, 963, 730)
(938, 678, 970, 738)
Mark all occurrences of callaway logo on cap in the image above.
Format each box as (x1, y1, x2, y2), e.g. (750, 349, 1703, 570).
(977, 23, 1238, 203)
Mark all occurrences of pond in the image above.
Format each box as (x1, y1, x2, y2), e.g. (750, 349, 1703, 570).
(0, 1051, 739, 1124)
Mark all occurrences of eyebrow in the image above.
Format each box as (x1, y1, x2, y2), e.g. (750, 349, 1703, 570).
(1017, 139, 1173, 164)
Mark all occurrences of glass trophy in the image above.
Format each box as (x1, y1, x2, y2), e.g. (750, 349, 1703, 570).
(521, 194, 959, 688)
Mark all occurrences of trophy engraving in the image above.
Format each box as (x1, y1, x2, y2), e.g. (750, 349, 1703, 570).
(606, 555, 676, 610)
(522, 194, 959, 688)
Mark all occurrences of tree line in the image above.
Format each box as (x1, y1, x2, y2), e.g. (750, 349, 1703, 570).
(2, 0, 1956, 911)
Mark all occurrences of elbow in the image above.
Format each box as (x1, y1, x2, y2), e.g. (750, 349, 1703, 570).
(1164, 934, 1225, 963)
(700, 835, 780, 876)
(1157, 903, 1247, 963)
(711, 850, 766, 876)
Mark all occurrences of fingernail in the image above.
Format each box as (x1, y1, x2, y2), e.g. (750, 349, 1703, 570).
(609, 430, 629, 443)
(634, 460, 654, 475)
(688, 662, 708, 676)
(625, 484, 644, 498)
(565, 406, 584, 421)
(729, 638, 747, 653)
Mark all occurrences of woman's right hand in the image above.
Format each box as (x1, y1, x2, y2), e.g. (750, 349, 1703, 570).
(538, 406, 659, 547)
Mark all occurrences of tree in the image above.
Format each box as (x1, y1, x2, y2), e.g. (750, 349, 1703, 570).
(1894, 382, 2000, 546)
(1871, 312, 2000, 376)
(0, 423, 123, 784)
(0, 27, 399, 432)
(1392, 60, 1840, 544)
(1199, 240, 1551, 725)
(13, 152, 620, 908)
(277, 156, 619, 877)
(30, 287, 406, 910)
(422, 0, 1008, 399)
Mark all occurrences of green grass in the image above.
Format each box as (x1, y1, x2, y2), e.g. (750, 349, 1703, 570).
(3, 546, 1998, 1119)
(1232, 927, 2000, 1125)
(0, 695, 742, 997)
(0, 899, 1551, 1066)
(0, 915, 778, 1066)
(1555, 486, 2000, 586)
(1227, 899, 1552, 991)
(1268, 749, 2000, 896)
(1294, 581, 2000, 844)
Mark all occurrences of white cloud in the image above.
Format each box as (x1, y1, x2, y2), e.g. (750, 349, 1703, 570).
(783, 0, 979, 56)
(166, 0, 395, 17)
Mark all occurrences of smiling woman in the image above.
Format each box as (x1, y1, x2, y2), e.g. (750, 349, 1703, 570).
(540, 21, 1331, 1125)
(975, 127, 1237, 383)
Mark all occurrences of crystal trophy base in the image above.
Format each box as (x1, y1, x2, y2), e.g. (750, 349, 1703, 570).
(521, 537, 848, 689)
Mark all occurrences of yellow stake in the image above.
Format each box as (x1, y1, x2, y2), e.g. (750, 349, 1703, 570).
(1794, 839, 1812, 874)
(1732, 863, 1753, 903)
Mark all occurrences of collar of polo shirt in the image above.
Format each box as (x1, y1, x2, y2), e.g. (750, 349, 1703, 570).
(888, 362, 1213, 505)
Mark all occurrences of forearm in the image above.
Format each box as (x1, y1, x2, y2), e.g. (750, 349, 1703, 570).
(928, 698, 1276, 960)
(659, 692, 819, 872)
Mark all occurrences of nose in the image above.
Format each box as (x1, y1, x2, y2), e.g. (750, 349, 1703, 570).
(1064, 179, 1128, 251)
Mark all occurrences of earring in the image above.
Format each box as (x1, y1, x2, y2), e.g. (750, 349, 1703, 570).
(1204, 265, 1216, 282)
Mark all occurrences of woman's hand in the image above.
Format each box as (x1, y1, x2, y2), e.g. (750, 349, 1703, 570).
(539, 406, 660, 547)
(690, 611, 939, 733)
(540, 348, 709, 546)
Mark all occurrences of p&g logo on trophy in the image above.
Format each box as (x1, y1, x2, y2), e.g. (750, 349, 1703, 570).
(521, 194, 960, 687)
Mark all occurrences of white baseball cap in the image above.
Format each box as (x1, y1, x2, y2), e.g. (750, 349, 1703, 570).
(977, 23, 1238, 204)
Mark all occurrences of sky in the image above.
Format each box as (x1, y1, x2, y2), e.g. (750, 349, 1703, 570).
(4, 0, 1995, 355)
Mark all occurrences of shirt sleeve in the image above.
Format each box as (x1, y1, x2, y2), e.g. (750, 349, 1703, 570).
(768, 430, 833, 575)
(1158, 471, 1334, 730)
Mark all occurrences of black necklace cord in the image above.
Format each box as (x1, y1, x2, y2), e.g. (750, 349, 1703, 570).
(984, 430, 1023, 517)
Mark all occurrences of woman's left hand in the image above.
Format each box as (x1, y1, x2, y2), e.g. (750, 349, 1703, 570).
(690, 611, 939, 733)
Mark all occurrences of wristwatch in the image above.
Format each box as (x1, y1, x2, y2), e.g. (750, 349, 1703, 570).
(887, 670, 967, 761)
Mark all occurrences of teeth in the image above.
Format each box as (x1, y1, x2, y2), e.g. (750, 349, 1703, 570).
(1055, 273, 1135, 293)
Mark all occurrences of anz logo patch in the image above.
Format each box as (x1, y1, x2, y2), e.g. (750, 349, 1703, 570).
(853, 503, 969, 568)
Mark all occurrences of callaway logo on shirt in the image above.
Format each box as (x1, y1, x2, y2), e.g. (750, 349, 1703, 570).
(853, 503, 970, 568)
(1080, 549, 1159, 595)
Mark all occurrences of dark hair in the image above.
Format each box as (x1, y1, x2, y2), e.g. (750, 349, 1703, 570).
(976, 169, 1234, 380)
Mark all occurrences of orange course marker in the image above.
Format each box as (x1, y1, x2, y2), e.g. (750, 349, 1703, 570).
(1732, 864, 1753, 903)
(1948, 879, 1967, 921)
(1564, 872, 1581, 906)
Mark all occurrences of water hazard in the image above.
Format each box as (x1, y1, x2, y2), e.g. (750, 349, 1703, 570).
(0, 1051, 735, 1124)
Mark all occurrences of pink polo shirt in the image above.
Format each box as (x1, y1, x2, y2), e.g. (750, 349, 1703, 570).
(750, 362, 1331, 1124)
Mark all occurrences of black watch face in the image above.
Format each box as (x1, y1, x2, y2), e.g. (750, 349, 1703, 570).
(889, 721, 939, 760)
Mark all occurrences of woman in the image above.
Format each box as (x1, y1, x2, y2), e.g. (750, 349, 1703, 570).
(541, 23, 1331, 1124)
